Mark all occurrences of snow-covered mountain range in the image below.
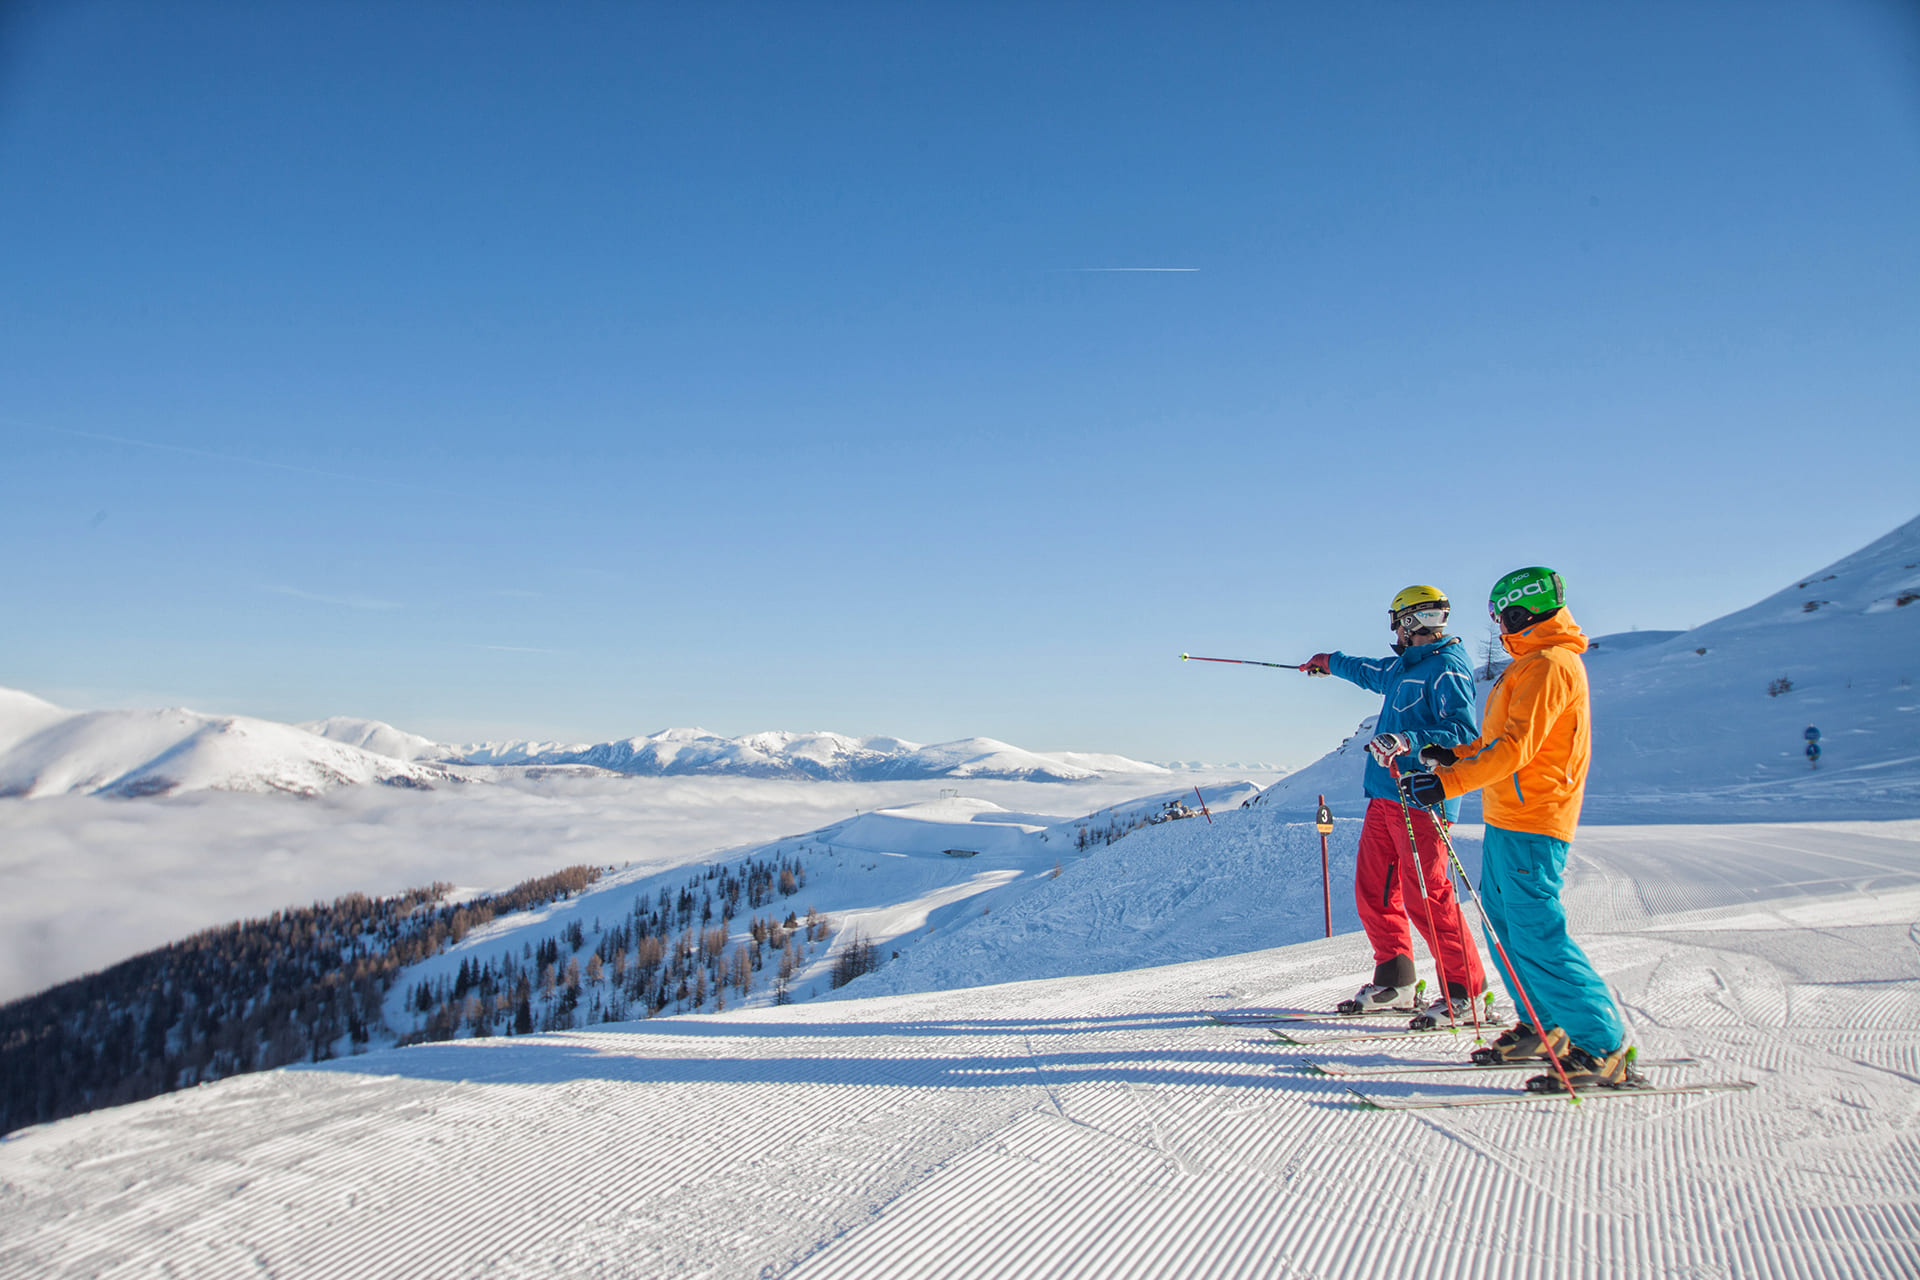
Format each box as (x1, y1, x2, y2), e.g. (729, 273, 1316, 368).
(404, 725, 1170, 784)
(1254, 511, 1920, 822)
(0, 691, 459, 799)
(0, 691, 1170, 799)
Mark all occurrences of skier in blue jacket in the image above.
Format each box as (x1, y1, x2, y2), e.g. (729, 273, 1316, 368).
(1303, 585, 1487, 1021)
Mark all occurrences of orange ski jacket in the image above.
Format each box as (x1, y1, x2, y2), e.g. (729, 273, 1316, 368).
(1432, 610, 1591, 841)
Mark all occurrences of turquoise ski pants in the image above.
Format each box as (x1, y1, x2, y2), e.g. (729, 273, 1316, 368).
(1477, 824, 1623, 1055)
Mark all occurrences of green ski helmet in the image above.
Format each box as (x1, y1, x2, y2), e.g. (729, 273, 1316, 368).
(1489, 566, 1565, 631)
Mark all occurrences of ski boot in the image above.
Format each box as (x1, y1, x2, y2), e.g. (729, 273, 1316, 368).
(1337, 982, 1420, 1015)
(1337, 958, 1420, 1015)
(1470, 1022, 1568, 1066)
(1525, 1045, 1645, 1094)
(1409, 990, 1497, 1032)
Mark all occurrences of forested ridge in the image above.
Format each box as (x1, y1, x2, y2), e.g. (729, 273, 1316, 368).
(0, 865, 602, 1134)
(404, 851, 826, 1041)
(2, 849, 827, 1136)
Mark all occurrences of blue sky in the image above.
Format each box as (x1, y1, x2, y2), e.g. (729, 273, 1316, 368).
(3, 1, 1917, 764)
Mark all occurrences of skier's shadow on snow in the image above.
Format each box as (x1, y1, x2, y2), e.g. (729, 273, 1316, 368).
(531, 1011, 1206, 1039)
(297, 1013, 1346, 1096)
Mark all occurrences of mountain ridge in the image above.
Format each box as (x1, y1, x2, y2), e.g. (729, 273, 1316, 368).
(0, 695, 1177, 798)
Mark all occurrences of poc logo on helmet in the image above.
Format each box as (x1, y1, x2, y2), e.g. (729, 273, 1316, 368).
(1489, 567, 1564, 618)
(1494, 581, 1552, 610)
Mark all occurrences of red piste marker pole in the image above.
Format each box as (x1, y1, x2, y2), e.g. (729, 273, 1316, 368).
(1193, 786, 1212, 824)
(1314, 795, 1334, 939)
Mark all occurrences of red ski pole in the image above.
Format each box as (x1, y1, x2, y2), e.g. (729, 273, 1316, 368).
(1387, 758, 1463, 1034)
(1416, 793, 1581, 1102)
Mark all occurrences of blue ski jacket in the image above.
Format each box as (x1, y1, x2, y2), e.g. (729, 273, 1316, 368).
(1328, 636, 1479, 821)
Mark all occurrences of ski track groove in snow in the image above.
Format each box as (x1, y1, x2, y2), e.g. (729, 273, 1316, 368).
(6, 822, 1920, 1278)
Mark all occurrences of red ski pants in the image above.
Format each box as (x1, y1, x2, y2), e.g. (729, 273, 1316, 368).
(1354, 797, 1485, 997)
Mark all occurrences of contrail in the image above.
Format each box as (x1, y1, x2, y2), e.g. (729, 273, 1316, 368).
(267, 586, 404, 612)
(3, 415, 478, 503)
(10, 418, 405, 488)
(1056, 267, 1199, 272)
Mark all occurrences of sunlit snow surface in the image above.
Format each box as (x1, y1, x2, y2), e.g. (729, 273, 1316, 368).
(3, 815, 1917, 1278)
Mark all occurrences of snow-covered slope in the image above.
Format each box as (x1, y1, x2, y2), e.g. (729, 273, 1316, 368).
(5, 817, 1916, 1278)
(557, 727, 902, 778)
(1582, 512, 1920, 819)
(1244, 714, 1384, 821)
(1255, 512, 1920, 821)
(0, 704, 457, 799)
(864, 736, 1166, 782)
(372, 780, 1268, 1038)
(296, 715, 447, 763)
(435, 738, 590, 766)
(0, 688, 71, 754)
(822, 795, 1052, 858)
(834, 796, 1368, 1000)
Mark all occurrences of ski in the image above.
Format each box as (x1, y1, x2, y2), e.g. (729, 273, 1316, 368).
(1305, 1055, 1698, 1078)
(1347, 1079, 1756, 1111)
(1209, 1008, 1411, 1026)
(1269, 1024, 1478, 1047)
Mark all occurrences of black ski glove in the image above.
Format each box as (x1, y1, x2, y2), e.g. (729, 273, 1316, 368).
(1417, 744, 1458, 768)
(1399, 772, 1447, 807)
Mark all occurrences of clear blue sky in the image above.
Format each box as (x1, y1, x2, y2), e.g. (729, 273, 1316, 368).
(4, 2, 1917, 764)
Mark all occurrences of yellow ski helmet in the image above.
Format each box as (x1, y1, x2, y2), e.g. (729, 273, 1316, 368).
(1388, 584, 1450, 634)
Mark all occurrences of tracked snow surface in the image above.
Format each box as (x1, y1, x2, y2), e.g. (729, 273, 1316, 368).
(3, 806, 1918, 1278)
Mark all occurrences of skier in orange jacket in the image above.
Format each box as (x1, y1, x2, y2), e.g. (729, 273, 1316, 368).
(1399, 567, 1633, 1091)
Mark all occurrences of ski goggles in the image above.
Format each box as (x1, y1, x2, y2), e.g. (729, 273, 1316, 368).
(1392, 606, 1449, 633)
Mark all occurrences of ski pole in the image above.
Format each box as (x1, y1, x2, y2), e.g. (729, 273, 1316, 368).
(1180, 653, 1311, 670)
(1387, 759, 1464, 1036)
(1439, 816, 1489, 1045)
(1412, 794, 1581, 1102)
(1389, 758, 1487, 1042)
